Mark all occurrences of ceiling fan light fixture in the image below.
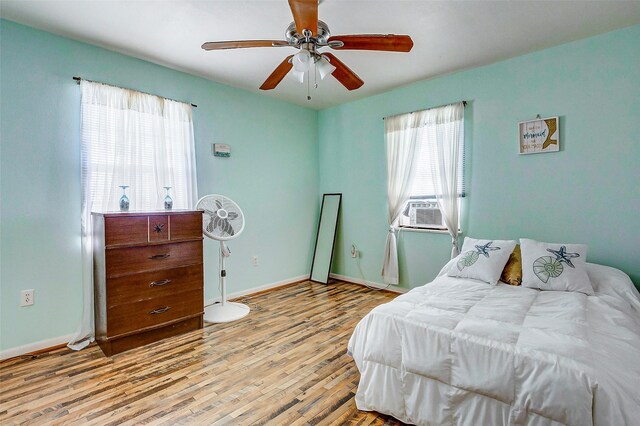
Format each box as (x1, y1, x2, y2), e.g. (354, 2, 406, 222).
(291, 69, 305, 83)
(203, 1, 413, 94)
(316, 55, 336, 80)
(292, 50, 311, 72)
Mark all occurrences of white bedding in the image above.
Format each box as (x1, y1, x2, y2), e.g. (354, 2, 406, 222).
(348, 263, 640, 425)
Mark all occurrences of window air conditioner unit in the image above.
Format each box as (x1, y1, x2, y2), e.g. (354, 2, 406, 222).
(409, 202, 444, 227)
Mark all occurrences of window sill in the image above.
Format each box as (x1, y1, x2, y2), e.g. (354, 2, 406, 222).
(398, 226, 463, 235)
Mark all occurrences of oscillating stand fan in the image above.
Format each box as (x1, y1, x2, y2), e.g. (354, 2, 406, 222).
(196, 194, 249, 323)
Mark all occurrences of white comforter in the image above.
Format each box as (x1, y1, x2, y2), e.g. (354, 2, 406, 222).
(348, 263, 640, 425)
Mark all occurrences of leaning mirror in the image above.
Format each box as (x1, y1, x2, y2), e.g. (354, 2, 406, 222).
(310, 193, 342, 284)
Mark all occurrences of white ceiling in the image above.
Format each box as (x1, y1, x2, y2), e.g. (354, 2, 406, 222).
(2, 1, 639, 109)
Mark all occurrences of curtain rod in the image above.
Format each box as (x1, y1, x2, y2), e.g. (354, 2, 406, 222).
(73, 77, 197, 108)
(382, 100, 467, 120)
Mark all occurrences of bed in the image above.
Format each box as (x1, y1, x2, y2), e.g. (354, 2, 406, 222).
(348, 262, 640, 425)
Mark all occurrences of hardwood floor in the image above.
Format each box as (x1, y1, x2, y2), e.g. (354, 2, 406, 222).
(0, 281, 407, 425)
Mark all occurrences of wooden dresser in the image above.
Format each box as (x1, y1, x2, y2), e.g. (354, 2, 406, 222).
(92, 210, 204, 356)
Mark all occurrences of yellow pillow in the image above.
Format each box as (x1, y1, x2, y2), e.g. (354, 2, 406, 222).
(501, 244, 522, 286)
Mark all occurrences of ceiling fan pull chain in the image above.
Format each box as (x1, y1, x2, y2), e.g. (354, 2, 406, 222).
(307, 69, 311, 101)
(314, 64, 318, 89)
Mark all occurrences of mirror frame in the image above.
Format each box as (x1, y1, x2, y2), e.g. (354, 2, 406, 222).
(309, 193, 342, 284)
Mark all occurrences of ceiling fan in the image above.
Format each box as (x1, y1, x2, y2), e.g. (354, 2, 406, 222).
(201, 0, 413, 97)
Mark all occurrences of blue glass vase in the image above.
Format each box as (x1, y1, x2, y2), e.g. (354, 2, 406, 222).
(118, 185, 130, 211)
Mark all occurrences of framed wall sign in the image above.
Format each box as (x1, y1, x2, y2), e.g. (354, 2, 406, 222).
(518, 116, 559, 154)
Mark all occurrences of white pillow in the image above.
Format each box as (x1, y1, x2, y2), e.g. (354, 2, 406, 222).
(447, 237, 517, 285)
(520, 239, 594, 295)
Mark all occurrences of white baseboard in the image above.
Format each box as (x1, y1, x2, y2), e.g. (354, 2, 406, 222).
(329, 273, 408, 294)
(205, 274, 309, 306)
(1, 333, 75, 360)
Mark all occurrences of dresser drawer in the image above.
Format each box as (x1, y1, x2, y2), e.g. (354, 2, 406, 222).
(148, 215, 169, 243)
(170, 213, 202, 241)
(107, 289, 203, 337)
(105, 216, 149, 246)
(107, 264, 203, 307)
(105, 241, 202, 277)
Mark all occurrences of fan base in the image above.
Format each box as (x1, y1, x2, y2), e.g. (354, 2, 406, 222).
(204, 302, 250, 323)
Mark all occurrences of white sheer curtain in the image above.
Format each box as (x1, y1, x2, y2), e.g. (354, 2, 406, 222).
(427, 102, 464, 258)
(382, 111, 428, 285)
(68, 81, 198, 350)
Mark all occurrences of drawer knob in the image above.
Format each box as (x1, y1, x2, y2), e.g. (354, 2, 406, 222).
(149, 306, 171, 315)
(149, 253, 170, 260)
(149, 279, 172, 287)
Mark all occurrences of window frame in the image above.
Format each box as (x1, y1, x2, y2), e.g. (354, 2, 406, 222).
(396, 106, 466, 231)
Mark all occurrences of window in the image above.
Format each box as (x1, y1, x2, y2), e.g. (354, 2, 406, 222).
(396, 105, 465, 230)
(384, 102, 465, 283)
(80, 81, 197, 213)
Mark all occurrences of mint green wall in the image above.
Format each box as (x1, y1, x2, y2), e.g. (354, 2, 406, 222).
(319, 25, 640, 290)
(0, 20, 319, 351)
(2, 20, 638, 353)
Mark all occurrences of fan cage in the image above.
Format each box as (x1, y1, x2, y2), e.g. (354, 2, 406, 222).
(196, 195, 245, 241)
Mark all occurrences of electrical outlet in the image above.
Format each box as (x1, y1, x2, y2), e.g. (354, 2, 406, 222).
(21, 289, 34, 307)
(252, 256, 258, 267)
(351, 244, 359, 258)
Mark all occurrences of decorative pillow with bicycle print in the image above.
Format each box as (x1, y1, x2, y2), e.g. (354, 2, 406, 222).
(520, 239, 594, 295)
(447, 237, 517, 285)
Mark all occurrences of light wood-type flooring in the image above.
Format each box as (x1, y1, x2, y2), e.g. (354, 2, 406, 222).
(1, 281, 407, 425)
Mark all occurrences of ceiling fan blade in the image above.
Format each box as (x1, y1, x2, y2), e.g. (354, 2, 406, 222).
(260, 55, 294, 90)
(328, 35, 414, 52)
(201, 40, 290, 50)
(322, 53, 364, 91)
(288, 0, 318, 36)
